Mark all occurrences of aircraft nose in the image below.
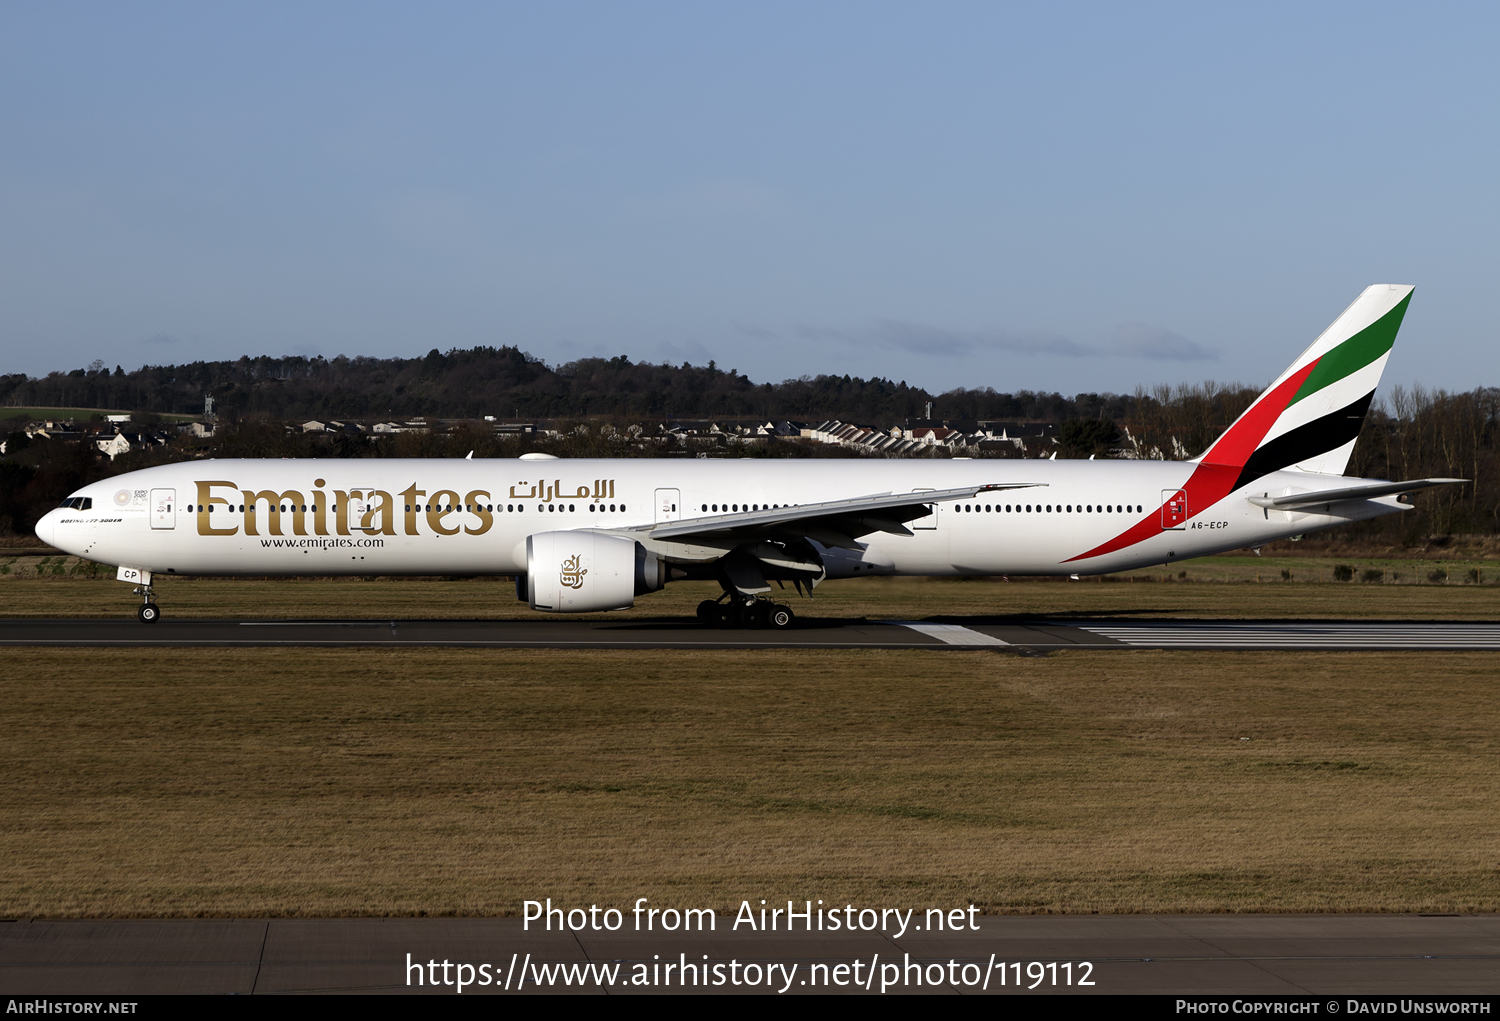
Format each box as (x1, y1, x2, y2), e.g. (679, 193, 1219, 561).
(34, 508, 60, 548)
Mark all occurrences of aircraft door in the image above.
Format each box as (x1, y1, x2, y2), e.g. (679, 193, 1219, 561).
(348, 488, 375, 532)
(150, 488, 176, 530)
(654, 488, 681, 523)
(910, 489, 938, 529)
(1161, 489, 1187, 530)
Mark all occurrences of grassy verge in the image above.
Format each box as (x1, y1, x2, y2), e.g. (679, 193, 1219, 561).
(0, 407, 196, 422)
(2, 647, 1495, 917)
(4, 560, 1500, 620)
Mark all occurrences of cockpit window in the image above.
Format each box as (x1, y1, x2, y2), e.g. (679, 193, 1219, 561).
(58, 497, 93, 510)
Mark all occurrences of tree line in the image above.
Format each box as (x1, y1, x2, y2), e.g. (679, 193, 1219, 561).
(1, 348, 1149, 424)
(1, 348, 1496, 544)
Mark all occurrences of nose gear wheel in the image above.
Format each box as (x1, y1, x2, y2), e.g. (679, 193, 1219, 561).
(133, 583, 161, 623)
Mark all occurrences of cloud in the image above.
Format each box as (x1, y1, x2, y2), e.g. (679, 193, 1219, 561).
(797, 319, 1093, 358)
(682, 179, 782, 213)
(731, 321, 778, 341)
(140, 333, 181, 345)
(1112, 322, 1218, 361)
(380, 189, 481, 253)
(627, 179, 787, 221)
(771, 317, 1218, 364)
(654, 339, 717, 365)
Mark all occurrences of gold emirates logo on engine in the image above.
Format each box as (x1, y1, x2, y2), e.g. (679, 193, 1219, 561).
(560, 554, 587, 589)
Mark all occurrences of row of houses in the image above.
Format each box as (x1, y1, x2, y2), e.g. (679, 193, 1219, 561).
(801, 419, 1061, 456)
(299, 418, 538, 436)
(8, 412, 1183, 463)
(3, 419, 184, 460)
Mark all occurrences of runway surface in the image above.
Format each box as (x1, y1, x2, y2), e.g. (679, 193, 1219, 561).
(2, 915, 1496, 995)
(3, 617, 1500, 650)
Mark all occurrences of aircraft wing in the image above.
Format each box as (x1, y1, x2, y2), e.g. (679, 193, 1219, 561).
(1246, 477, 1466, 511)
(626, 482, 1045, 550)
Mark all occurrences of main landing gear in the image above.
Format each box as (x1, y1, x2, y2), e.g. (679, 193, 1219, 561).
(697, 597, 794, 630)
(134, 583, 161, 623)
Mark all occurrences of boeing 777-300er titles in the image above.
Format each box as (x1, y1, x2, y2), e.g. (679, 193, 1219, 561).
(36, 285, 1464, 627)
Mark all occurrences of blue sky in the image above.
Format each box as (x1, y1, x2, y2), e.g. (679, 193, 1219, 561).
(2, 2, 1496, 397)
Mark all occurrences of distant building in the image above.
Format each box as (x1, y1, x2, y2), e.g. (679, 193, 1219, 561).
(96, 433, 133, 459)
(28, 422, 84, 443)
(94, 429, 168, 460)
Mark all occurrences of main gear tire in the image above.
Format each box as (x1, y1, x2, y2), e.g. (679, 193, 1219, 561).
(768, 604, 794, 630)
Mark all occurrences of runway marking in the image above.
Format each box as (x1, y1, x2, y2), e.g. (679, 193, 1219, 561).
(1075, 622, 1500, 649)
(885, 622, 1010, 646)
(239, 621, 385, 627)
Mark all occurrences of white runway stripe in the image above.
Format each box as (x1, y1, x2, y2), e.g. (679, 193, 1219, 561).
(1076, 622, 1500, 649)
(887, 622, 1010, 646)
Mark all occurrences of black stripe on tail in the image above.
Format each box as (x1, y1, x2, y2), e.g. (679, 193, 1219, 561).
(1231, 390, 1375, 492)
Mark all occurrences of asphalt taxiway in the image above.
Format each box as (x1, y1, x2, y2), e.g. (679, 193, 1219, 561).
(2, 617, 1500, 649)
(2, 915, 1496, 995)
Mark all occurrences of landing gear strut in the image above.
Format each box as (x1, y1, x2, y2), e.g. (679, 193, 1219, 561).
(697, 594, 793, 630)
(134, 583, 161, 624)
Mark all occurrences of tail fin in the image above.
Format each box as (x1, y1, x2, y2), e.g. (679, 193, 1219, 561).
(1197, 284, 1412, 486)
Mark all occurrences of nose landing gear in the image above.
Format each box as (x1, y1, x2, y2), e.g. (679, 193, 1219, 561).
(133, 584, 161, 623)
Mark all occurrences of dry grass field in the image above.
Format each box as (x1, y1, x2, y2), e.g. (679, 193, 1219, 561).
(2, 644, 1496, 918)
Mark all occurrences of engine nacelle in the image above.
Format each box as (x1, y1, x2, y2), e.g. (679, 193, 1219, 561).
(525, 530, 663, 612)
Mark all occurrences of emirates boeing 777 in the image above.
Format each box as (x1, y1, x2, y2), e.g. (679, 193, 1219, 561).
(35, 284, 1462, 627)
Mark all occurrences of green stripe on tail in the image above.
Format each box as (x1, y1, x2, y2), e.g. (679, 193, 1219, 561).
(1289, 292, 1411, 406)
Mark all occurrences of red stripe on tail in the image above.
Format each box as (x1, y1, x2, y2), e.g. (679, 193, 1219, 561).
(1064, 360, 1320, 564)
(1198, 360, 1319, 467)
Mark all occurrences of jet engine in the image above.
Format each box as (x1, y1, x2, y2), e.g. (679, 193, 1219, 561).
(524, 530, 663, 612)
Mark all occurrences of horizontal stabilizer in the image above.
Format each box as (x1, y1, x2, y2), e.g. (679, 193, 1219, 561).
(1247, 478, 1465, 510)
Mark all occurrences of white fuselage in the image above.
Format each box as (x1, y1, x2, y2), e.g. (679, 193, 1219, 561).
(36, 457, 1404, 585)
